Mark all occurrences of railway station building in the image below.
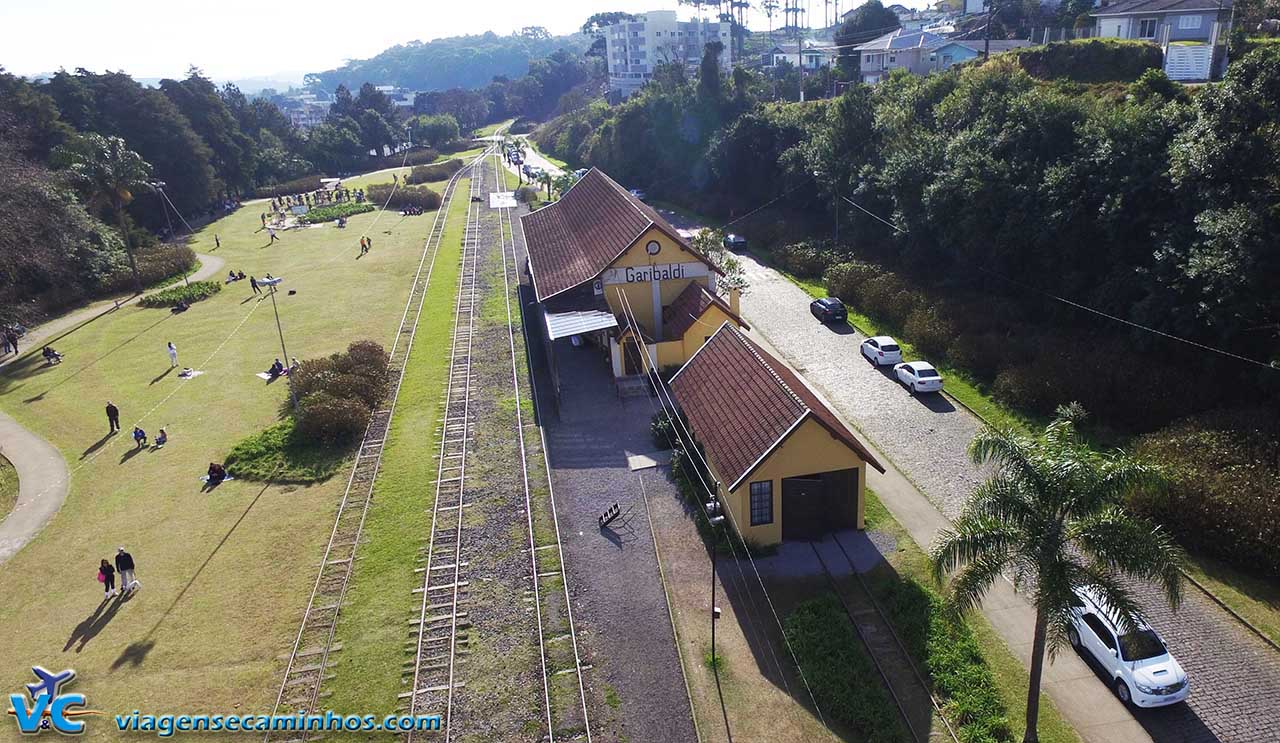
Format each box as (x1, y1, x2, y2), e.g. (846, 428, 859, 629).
(521, 168, 748, 393)
(670, 323, 885, 545)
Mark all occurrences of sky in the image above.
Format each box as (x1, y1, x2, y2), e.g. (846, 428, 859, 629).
(1, 0, 929, 83)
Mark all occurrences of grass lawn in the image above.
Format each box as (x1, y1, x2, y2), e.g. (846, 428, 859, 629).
(0, 190, 450, 730)
(0, 452, 16, 520)
(862, 491, 1080, 743)
(323, 177, 470, 718)
(1182, 554, 1280, 648)
(474, 119, 515, 137)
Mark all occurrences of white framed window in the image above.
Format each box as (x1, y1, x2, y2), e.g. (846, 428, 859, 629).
(749, 481, 773, 526)
(1138, 18, 1159, 38)
(1177, 14, 1202, 29)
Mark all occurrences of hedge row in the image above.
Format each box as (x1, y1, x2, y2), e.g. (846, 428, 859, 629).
(298, 202, 375, 224)
(406, 158, 464, 184)
(254, 175, 323, 199)
(290, 341, 390, 443)
(872, 577, 1013, 741)
(1009, 39, 1163, 83)
(783, 594, 910, 743)
(139, 280, 221, 308)
(105, 244, 198, 293)
(367, 183, 442, 211)
(399, 147, 442, 167)
(1133, 411, 1280, 579)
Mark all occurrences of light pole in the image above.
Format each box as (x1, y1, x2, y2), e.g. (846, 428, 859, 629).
(267, 282, 300, 411)
(150, 180, 189, 285)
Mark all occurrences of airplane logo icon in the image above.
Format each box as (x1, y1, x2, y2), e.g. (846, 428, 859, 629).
(25, 668, 75, 702)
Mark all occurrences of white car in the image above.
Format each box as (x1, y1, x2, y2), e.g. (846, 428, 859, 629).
(894, 361, 943, 393)
(1068, 589, 1190, 708)
(860, 336, 902, 366)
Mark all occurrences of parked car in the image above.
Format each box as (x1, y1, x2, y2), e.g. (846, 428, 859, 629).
(809, 297, 847, 324)
(573, 168, 589, 179)
(628, 188, 647, 201)
(860, 336, 902, 366)
(893, 361, 943, 393)
(1068, 588, 1190, 708)
(723, 233, 747, 250)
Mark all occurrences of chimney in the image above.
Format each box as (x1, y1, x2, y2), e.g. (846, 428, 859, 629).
(729, 287, 741, 316)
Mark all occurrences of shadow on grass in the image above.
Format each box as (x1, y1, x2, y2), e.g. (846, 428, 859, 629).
(81, 432, 118, 460)
(12, 313, 174, 401)
(224, 418, 350, 484)
(64, 591, 133, 653)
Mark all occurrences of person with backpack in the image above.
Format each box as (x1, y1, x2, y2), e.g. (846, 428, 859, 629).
(98, 559, 117, 599)
(115, 547, 139, 593)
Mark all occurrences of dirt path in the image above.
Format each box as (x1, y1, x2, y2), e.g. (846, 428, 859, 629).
(0, 253, 224, 566)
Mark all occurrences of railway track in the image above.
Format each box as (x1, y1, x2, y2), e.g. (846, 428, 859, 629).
(490, 153, 593, 742)
(265, 158, 477, 741)
(402, 166, 485, 742)
(810, 536, 961, 743)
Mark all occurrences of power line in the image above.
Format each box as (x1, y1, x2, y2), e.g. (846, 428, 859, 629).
(977, 266, 1280, 372)
(841, 194, 906, 233)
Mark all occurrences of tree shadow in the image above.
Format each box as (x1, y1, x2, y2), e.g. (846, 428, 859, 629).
(64, 591, 130, 653)
(110, 481, 271, 671)
(149, 367, 174, 386)
(15, 313, 173, 401)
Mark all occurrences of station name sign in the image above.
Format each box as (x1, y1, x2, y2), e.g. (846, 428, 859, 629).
(602, 262, 709, 285)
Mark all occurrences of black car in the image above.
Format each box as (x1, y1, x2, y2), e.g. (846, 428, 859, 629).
(810, 297, 847, 323)
(723, 233, 747, 250)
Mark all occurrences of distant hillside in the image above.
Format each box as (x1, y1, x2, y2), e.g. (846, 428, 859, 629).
(305, 31, 593, 92)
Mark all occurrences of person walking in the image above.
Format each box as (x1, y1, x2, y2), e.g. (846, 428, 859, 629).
(105, 401, 121, 433)
(359, 236, 368, 256)
(115, 547, 139, 593)
(167, 342, 178, 368)
(2, 331, 10, 355)
(214, 234, 221, 250)
(260, 212, 267, 228)
(250, 276, 261, 294)
(5, 329, 17, 356)
(365, 235, 372, 252)
(98, 558, 117, 599)
(267, 227, 280, 244)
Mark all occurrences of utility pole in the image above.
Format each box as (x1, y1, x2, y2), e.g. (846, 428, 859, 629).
(268, 283, 300, 411)
(984, 0, 994, 60)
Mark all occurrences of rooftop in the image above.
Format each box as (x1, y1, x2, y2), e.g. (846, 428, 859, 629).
(853, 29, 949, 51)
(661, 282, 747, 340)
(671, 324, 883, 490)
(1092, 0, 1232, 14)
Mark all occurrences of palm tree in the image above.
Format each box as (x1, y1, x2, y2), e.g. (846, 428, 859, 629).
(57, 133, 154, 293)
(538, 170, 554, 201)
(762, 0, 780, 38)
(930, 403, 1184, 743)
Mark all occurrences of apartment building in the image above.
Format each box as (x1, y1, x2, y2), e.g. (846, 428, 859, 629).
(604, 10, 734, 98)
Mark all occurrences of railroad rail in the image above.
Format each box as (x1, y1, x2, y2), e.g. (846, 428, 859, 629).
(266, 156, 478, 741)
(402, 162, 485, 741)
(811, 538, 961, 743)
(490, 153, 593, 742)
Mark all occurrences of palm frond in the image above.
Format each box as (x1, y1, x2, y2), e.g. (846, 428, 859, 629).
(1071, 506, 1184, 609)
(929, 515, 1020, 582)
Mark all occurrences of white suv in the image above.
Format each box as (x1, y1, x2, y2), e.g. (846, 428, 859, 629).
(1068, 589, 1190, 708)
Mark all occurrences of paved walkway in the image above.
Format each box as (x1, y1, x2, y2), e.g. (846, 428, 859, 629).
(735, 251, 1280, 743)
(0, 253, 224, 566)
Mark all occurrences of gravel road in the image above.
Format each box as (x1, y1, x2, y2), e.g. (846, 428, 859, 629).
(734, 250, 1280, 743)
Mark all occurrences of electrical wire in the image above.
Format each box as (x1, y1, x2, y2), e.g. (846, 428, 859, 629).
(841, 194, 906, 233)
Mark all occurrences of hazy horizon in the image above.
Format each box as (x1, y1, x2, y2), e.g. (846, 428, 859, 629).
(2, 0, 933, 83)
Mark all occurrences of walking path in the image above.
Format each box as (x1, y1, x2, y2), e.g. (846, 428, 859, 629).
(0, 253, 224, 566)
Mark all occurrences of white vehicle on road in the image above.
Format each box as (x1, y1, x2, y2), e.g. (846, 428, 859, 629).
(893, 361, 943, 393)
(1068, 589, 1190, 708)
(860, 336, 902, 366)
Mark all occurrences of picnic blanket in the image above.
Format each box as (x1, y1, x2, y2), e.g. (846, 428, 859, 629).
(199, 474, 235, 483)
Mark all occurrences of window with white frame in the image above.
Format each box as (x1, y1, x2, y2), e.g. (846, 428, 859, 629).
(1178, 14, 1202, 29)
(749, 481, 773, 526)
(1138, 18, 1159, 37)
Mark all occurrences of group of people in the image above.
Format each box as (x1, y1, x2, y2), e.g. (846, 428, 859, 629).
(1, 325, 22, 356)
(131, 426, 167, 449)
(269, 186, 365, 213)
(41, 346, 63, 364)
(359, 235, 373, 255)
(265, 357, 298, 379)
(206, 462, 228, 486)
(225, 270, 247, 284)
(97, 547, 140, 599)
(399, 205, 427, 216)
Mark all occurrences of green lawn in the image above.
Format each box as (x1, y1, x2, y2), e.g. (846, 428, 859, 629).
(1182, 554, 1280, 648)
(323, 177, 471, 718)
(474, 119, 515, 137)
(862, 491, 1080, 743)
(0, 452, 16, 521)
(0, 188, 451, 727)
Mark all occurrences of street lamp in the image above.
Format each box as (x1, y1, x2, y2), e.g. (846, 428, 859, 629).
(264, 278, 300, 411)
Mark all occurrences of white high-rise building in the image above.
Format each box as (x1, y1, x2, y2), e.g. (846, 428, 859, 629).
(604, 10, 734, 98)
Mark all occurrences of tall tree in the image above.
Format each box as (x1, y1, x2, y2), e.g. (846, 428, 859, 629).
(161, 68, 257, 194)
(55, 134, 154, 292)
(931, 404, 1184, 743)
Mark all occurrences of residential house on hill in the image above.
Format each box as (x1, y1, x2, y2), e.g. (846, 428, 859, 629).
(1092, 0, 1233, 79)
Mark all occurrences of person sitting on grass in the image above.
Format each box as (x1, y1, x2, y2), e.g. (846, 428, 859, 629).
(267, 358, 285, 379)
(237, 270, 246, 280)
(207, 462, 227, 485)
(227, 270, 237, 283)
(154, 428, 168, 448)
(132, 426, 148, 449)
(42, 346, 63, 364)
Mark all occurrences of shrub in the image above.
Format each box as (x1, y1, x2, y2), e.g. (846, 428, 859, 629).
(1133, 411, 1280, 579)
(105, 244, 198, 293)
(990, 363, 1062, 416)
(651, 411, 678, 449)
(254, 175, 323, 199)
(784, 594, 909, 743)
(289, 341, 390, 444)
(406, 158, 464, 184)
(298, 202, 375, 224)
(367, 183, 442, 211)
(295, 392, 371, 444)
(824, 260, 879, 307)
(1009, 39, 1163, 83)
(515, 185, 540, 204)
(224, 418, 346, 483)
(139, 280, 221, 308)
(774, 239, 844, 278)
(903, 307, 956, 358)
(401, 147, 442, 167)
(945, 333, 1008, 382)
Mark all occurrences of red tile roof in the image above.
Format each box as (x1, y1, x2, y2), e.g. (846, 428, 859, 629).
(662, 282, 748, 341)
(520, 168, 715, 301)
(670, 324, 884, 490)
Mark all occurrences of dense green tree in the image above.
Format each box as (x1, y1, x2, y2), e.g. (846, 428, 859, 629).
(834, 1, 900, 72)
(408, 114, 460, 147)
(0, 68, 72, 158)
(306, 120, 366, 173)
(161, 69, 257, 193)
(933, 404, 1183, 743)
(54, 133, 154, 292)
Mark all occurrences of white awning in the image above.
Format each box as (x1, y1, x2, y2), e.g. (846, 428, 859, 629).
(543, 309, 617, 340)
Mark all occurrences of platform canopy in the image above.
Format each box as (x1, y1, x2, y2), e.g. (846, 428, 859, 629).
(543, 308, 618, 341)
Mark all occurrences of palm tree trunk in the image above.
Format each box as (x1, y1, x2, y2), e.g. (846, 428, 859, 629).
(114, 203, 142, 294)
(1023, 608, 1048, 743)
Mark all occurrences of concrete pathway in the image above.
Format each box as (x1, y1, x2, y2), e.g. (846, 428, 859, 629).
(0, 253, 224, 566)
